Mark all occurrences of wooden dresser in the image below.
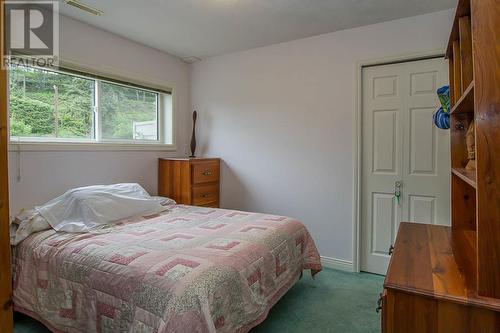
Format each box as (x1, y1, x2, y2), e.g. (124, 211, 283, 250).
(380, 0, 500, 331)
(158, 158, 220, 208)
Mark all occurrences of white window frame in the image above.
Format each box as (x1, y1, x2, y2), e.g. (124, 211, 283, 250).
(7, 63, 176, 152)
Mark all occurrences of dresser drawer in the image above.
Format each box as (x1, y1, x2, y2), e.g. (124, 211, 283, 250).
(192, 162, 219, 184)
(192, 184, 219, 205)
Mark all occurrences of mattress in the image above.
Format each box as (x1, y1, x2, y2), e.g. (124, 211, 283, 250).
(12, 204, 322, 333)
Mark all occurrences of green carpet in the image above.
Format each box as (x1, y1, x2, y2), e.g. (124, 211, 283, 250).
(14, 269, 384, 333)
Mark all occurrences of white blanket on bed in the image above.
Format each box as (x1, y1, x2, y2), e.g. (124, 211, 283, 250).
(36, 183, 165, 232)
(10, 184, 175, 244)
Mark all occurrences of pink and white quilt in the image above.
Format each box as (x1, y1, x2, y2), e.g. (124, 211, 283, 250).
(13, 205, 321, 333)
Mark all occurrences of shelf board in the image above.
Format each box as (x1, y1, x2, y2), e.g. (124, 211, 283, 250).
(451, 81, 474, 114)
(452, 167, 477, 188)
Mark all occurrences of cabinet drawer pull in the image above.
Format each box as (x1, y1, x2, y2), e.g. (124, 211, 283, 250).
(202, 170, 212, 176)
(389, 244, 394, 255)
(376, 293, 383, 313)
(201, 193, 210, 198)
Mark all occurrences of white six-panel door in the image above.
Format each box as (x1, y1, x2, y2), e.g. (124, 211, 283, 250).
(361, 58, 450, 275)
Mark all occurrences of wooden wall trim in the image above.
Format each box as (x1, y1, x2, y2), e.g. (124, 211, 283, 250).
(0, 0, 13, 330)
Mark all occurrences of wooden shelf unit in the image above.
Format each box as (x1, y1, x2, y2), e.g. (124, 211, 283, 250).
(381, 0, 500, 331)
(448, 0, 500, 299)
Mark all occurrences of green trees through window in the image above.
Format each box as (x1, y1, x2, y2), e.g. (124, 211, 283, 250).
(8, 64, 161, 142)
(100, 81, 157, 141)
(9, 65, 94, 139)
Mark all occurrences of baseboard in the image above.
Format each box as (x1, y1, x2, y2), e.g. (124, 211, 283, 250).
(320, 256, 354, 272)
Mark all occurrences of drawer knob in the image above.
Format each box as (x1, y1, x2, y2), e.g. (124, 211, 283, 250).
(202, 170, 212, 176)
(202, 193, 210, 198)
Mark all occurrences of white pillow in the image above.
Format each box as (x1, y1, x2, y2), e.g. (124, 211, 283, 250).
(10, 209, 51, 245)
(36, 183, 166, 232)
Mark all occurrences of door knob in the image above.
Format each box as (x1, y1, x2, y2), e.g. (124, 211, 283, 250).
(394, 181, 402, 205)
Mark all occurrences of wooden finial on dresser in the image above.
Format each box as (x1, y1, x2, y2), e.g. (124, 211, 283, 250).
(190, 111, 197, 158)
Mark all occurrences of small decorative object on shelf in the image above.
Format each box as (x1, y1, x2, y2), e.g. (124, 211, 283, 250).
(433, 107, 450, 129)
(190, 110, 197, 158)
(437, 85, 451, 113)
(433, 85, 450, 129)
(465, 120, 475, 170)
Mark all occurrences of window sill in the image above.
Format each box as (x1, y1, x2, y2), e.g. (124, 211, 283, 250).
(8, 141, 177, 152)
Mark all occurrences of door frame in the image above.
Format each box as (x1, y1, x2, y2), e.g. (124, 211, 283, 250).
(0, 0, 13, 329)
(352, 49, 445, 273)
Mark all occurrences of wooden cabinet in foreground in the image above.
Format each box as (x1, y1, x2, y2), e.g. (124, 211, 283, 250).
(158, 158, 220, 208)
(381, 223, 500, 332)
(381, 0, 500, 331)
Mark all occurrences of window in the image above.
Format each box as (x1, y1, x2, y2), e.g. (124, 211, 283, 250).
(8, 64, 173, 148)
(100, 81, 158, 141)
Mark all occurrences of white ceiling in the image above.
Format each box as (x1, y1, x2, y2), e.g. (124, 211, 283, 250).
(59, 0, 456, 60)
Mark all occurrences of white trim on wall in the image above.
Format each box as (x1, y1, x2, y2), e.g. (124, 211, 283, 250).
(321, 256, 354, 272)
(351, 49, 445, 273)
(8, 141, 177, 152)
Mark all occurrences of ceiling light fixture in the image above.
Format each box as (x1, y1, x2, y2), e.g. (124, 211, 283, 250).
(64, 0, 104, 16)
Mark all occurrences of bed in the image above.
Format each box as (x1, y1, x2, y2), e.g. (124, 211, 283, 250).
(12, 203, 321, 332)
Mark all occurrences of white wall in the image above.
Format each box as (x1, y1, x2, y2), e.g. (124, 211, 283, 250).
(191, 10, 454, 263)
(8, 15, 191, 215)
